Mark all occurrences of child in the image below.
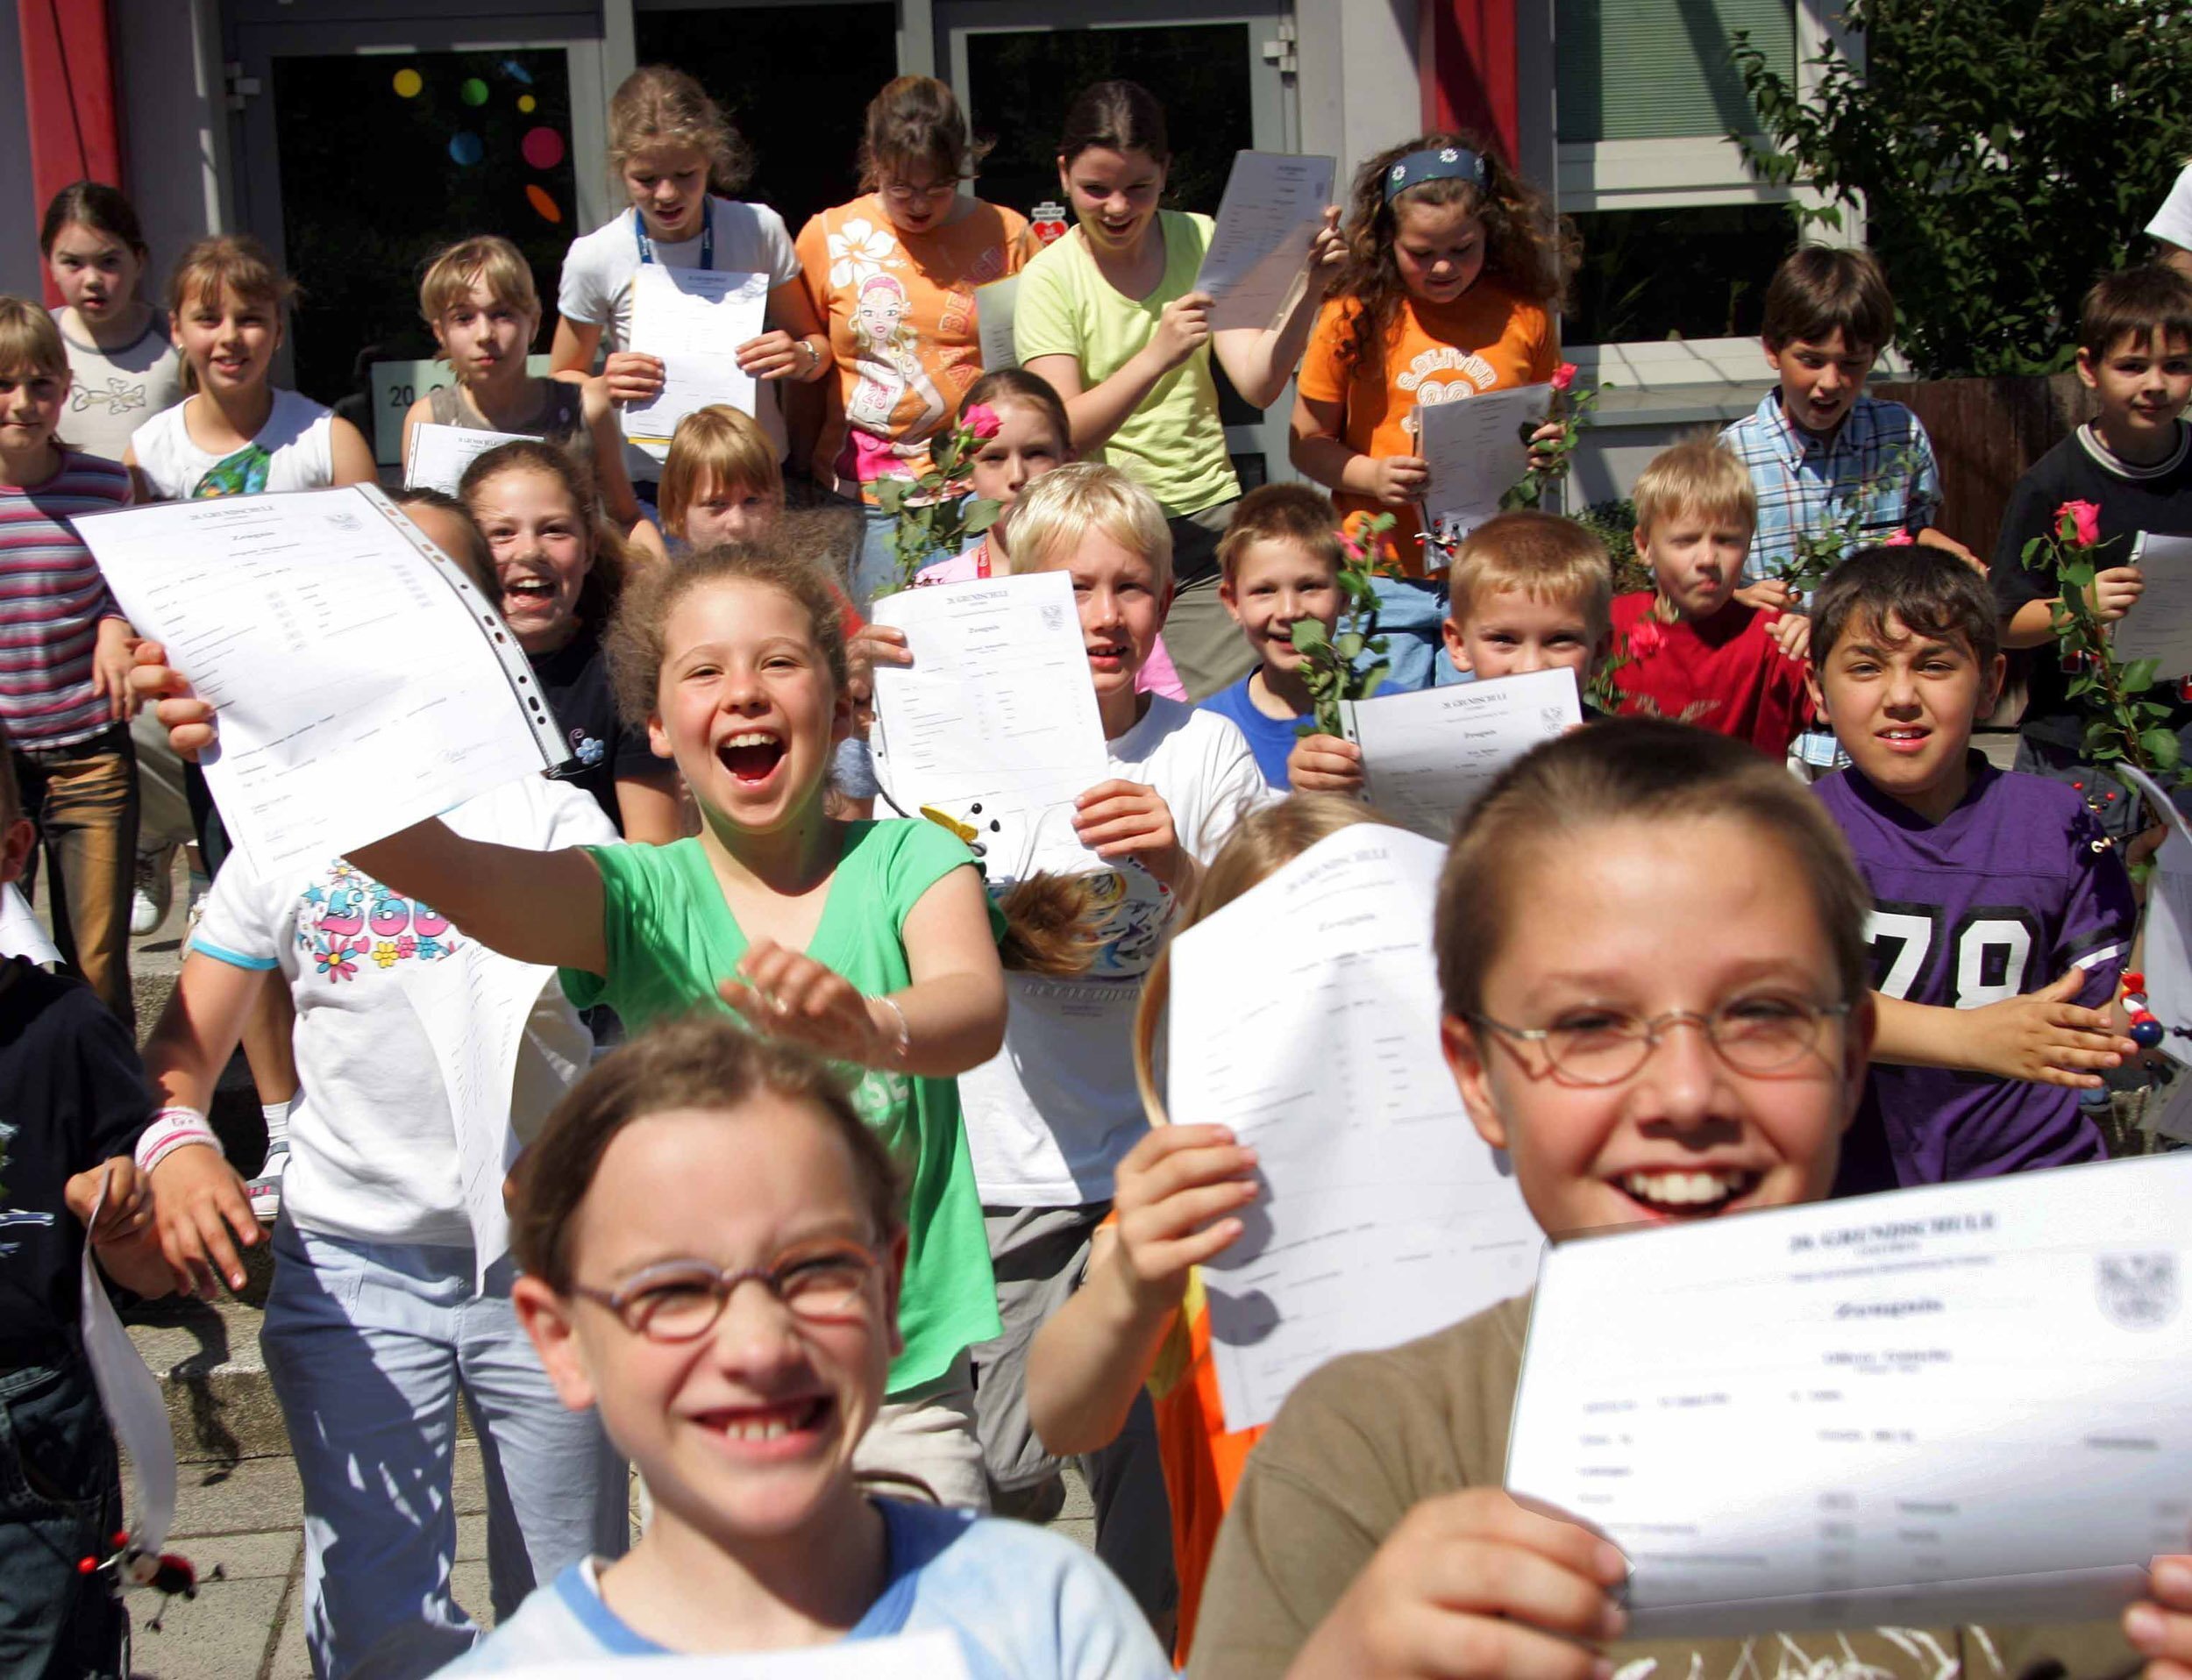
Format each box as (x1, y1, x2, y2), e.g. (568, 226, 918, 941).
(40, 181, 182, 466)
(125, 234, 375, 500)
(1809, 545, 2137, 1192)
(1191, 719, 2161, 1680)
(1605, 438, 1811, 758)
(630, 402, 785, 560)
(1025, 793, 1383, 1663)
(797, 75, 1042, 604)
(1015, 79, 1342, 698)
(403, 235, 638, 528)
(458, 440, 680, 843)
(0, 726, 170, 1680)
(1198, 484, 1347, 788)
(552, 66, 829, 499)
(944, 462, 1264, 1628)
(444, 1015, 1169, 1675)
(132, 511, 630, 1677)
(1288, 509, 1612, 794)
(1292, 132, 1570, 576)
(1993, 264, 2192, 834)
(0, 298, 139, 1029)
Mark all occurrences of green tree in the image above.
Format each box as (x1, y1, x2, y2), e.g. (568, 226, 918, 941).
(1733, 1, 2192, 378)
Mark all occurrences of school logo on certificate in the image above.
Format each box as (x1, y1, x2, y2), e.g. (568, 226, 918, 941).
(2097, 1252, 2179, 1330)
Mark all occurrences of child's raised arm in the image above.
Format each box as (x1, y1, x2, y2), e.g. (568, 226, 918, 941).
(348, 822, 606, 976)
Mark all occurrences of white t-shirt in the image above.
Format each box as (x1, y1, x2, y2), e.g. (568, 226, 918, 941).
(189, 776, 616, 1247)
(2149, 161, 2192, 251)
(130, 388, 336, 500)
(52, 308, 184, 464)
(555, 198, 802, 474)
(959, 698, 1266, 1206)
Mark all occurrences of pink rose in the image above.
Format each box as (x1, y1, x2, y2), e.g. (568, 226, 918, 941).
(2057, 500, 2102, 547)
(964, 403, 1002, 442)
(1628, 616, 1666, 658)
(1883, 528, 1915, 546)
(1550, 362, 1577, 393)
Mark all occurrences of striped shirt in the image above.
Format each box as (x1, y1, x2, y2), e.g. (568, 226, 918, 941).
(0, 452, 132, 750)
(1718, 390, 1942, 585)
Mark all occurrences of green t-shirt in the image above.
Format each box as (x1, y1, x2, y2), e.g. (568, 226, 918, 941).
(561, 821, 1002, 1392)
(1013, 209, 1239, 518)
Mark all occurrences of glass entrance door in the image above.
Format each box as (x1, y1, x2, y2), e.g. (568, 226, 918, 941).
(936, 1, 1296, 485)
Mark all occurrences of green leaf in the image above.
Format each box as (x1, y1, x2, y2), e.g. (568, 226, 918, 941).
(2145, 730, 2183, 771)
(962, 498, 1001, 535)
(1292, 619, 1331, 654)
(2124, 658, 2160, 694)
(872, 480, 906, 513)
(1334, 631, 1364, 661)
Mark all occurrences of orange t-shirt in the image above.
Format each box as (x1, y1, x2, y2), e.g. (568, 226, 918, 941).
(797, 195, 1041, 502)
(1297, 281, 1558, 574)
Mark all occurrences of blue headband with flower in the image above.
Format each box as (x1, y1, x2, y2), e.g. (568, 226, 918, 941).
(1383, 146, 1490, 204)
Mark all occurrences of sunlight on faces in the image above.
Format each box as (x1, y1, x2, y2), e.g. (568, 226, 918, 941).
(1443, 585, 1603, 680)
(1441, 818, 1870, 1242)
(1026, 530, 1170, 717)
(623, 144, 710, 244)
(1811, 611, 2001, 822)
(1765, 328, 1875, 438)
(0, 365, 64, 450)
(680, 476, 781, 546)
(1221, 537, 1341, 679)
(648, 578, 850, 835)
(1638, 509, 1750, 621)
(2080, 330, 2192, 448)
(1058, 146, 1166, 256)
(513, 1099, 903, 1542)
(965, 398, 1066, 508)
(435, 280, 536, 385)
(171, 284, 281, 396)
(876, 162, 960, 236)
(470, 466, 592, 656)
(1391, 198, 1485, 308)
(47, 223, 143, 325)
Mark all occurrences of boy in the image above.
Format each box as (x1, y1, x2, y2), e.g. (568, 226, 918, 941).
(1811, 546, 2136, 1192)
(1288, 509, 1612, 794)
(1605, 438, 1811, 758)
(0, 727, 172, 1677)
(954, 463, 1265, 1630)
(1992, 265, 2192, 835)
(1199, 483, 1348, 789)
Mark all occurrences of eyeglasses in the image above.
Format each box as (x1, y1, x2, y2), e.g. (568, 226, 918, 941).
(572, 1241, 882, 1342)
(1471, 996, 1850, 1087)
(880, 179, 962, 204)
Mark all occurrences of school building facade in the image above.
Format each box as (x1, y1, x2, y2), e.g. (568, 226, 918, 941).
(4, 0, 1850, 503)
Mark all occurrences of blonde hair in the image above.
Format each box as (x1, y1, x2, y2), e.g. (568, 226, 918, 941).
(1448, 510, 1612, 641)
(1631, 438, 1756, 542)
(418, 235, 540, 331)
(1132, 795, 1392, 1123)
(658, 405, 784, 538)
(608, 66, 751, 196)
(1007, 461, 1173, 589)
(0, 295, 69, 381)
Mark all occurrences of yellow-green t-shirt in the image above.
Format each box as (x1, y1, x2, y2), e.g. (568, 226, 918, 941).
(1013, 210, 1238, 517)
(561, 821, 1002, 1392)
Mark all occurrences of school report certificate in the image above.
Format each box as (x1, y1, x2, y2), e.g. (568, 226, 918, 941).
(1506, 1154, 2192, 1637)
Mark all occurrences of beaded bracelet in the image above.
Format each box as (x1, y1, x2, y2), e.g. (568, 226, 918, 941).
(2120, 970, 2165, 1050)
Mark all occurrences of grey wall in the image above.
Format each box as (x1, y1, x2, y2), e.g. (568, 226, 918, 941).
(0, 3, 43, 297)
(112, 0, 230, 294)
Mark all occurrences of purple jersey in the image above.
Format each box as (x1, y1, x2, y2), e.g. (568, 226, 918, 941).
(1813, 758, 2133, 1192)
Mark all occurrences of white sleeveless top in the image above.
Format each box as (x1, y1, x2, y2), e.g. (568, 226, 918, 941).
(132, 388, 337, 500)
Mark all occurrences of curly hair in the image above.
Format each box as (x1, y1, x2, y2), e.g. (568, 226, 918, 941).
(1332, 133, 1576, 392)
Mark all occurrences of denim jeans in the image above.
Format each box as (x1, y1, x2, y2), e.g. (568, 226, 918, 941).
(260, 1218, 627, 1679)
(0, 1353, 127, 1679)
(11, 727, 138, 1029)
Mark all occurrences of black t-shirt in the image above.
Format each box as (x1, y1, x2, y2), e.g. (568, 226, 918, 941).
(1991, 422, 2192, 749)
(0, 957, 153, 1350)
(529, 619, 661, 835)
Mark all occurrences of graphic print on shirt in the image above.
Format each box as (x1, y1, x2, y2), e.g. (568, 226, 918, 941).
(569, 726, 605, 767)
(0, 1118, 56, 1257)
(295, 859, 462, 983)
(71, 373, 148, 419)
(1864, 898, 2043, 1008)
(191, 443, 273, 499)
(1397, 345, 1501, 444)
(844, 269, 948, 480)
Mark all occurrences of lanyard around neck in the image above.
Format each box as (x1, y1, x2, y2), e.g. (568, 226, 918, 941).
(633, 204, 713, 270)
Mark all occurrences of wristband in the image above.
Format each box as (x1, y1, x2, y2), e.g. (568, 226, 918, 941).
(872, 995, 911, 1069)
(136, 1105, 223, 1174)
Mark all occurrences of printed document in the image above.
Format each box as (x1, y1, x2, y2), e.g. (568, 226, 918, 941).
(2110, 532, 2192, 677)
(403, 421, 532, 496)
(1196, 151, 1337, 332)
(1416, 382, 1554, 548)
(623, 265, 769, 456)
(1343, 667, 1580, 840)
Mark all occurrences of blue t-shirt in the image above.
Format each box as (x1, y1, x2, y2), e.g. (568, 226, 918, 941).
(1198, 675, 1306, 790)
(443, 1499, 1171, 1678)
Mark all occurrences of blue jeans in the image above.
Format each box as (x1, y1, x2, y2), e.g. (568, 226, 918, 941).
(0, 1352, 126, 1678)
(260, 1218, 626, 1679)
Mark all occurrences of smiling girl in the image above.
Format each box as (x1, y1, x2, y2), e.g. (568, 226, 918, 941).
(39, 181, 181, 465)
(552, 67, 829, 503)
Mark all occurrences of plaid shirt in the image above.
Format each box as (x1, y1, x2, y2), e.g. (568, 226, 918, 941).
(1719, 391, 1942, 585)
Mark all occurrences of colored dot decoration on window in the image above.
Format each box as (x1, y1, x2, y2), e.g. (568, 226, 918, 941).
(392, 68, 423, 98)
(449, 132, 486, 167)
(517, 94, 537, 113)
(526, 184, 562, 224)
(501, 58, 533, 85)
(521, 127, 566, 171)
(459, 78, 490, 106)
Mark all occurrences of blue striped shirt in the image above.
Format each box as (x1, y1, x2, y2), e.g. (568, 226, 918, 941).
(1719, 391, 1942, 585)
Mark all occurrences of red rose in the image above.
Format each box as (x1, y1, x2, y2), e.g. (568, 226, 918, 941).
(1883, 528, 1915, 546)
(1628, 617, 1666, 658)
(2057, 500, 2102, 547)
(963, 403, 1002, 441)
(1550, 362, 1577, 393)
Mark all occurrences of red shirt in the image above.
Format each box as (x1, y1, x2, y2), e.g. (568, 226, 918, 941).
(1607, 592, 1810, 758)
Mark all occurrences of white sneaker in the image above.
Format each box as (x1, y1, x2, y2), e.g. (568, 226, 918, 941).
(247, 1148, 288, 1224)
(130, 847, 176, 936)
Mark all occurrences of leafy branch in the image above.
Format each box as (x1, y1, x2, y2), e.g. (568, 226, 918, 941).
(1292, 511, 1400, 737)
(870, 404, 1004, 594)
(1501, 364, 1602, 513)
